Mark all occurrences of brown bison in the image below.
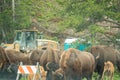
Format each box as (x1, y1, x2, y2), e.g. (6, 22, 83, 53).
(101, 61, 114, 80)
(0, 46, 8, 71)
(29, 47, 61, 80)
(5, 49, 31, 65)
(29, 47, 46, 65)
(89, 45, 120, 79)
(53, 48, 95, 80)
(0, 46, 31, 72)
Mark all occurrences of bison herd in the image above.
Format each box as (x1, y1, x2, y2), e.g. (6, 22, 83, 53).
(0, 45, 120, 80)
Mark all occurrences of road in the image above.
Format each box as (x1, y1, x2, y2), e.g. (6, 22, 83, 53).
(0, 70, 46, 80)
(0, 71, 17, 80)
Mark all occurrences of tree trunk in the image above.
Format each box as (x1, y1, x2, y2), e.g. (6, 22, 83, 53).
(1, 28, 7, 43)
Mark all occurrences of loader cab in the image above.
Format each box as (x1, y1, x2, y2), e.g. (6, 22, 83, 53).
(14, 30, 39, 53)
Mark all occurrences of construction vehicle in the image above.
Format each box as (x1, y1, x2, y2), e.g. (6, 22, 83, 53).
(36, 39, 60, 49)
(14, 29, 40, 52)
(2, 29, 60, 53)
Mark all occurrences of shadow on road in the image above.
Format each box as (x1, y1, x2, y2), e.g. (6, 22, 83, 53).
(0, 71, 17, 80)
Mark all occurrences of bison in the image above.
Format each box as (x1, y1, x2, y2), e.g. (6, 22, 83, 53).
(0, 46, 8, 71)
(53, 48, 95, 80)
(0, 46, 32, 72)
(89, 45, 120, 80)
(29, 47, 46, 65)
(29, 47, 61, 80)
(5, 49, 31, 65)
(101, 61, 114, 80)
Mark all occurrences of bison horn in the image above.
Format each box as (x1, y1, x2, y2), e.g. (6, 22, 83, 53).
(46, 62, 50, 70)
(58, 72, 64, 79)
(96, 53, 100, 59)
(52, 71, 64, 79)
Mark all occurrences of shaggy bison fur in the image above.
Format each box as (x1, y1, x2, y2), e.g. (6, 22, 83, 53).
(53, 48, 95, 80)
(29, 47, 46, 65)
(40, 47, 61, 80)
(0, 46, 31, 72)
(0, 46, 8, 71)
(29, 47, 61, 80)
(90, 45, 120, 79)
(5, 49, 31, 65)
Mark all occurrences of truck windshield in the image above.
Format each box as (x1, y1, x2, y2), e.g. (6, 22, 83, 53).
(15, 32, 22, 41)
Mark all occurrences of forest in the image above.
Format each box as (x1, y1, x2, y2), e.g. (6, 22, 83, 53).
(0, 0, 120, 80)
(0, 0, 120, 49)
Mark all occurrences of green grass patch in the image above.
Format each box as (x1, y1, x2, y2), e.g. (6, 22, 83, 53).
(20, 71, 120, 80)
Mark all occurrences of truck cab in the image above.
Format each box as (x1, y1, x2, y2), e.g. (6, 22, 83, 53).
(14, 30, 39, 52)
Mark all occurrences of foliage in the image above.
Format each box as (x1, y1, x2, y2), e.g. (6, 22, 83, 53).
(0, 0, 120, 44)
(89, 24, 105, 34)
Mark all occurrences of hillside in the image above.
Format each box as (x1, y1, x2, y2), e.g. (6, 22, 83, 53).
(0, 0, 120, 49)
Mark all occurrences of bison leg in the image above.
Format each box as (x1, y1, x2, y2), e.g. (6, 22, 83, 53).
(97, 66, 104, 80)
(117, 64, 120, 71)
(64, 74, 74, 80)
(0, 63, 4, 71)
(86, 74, 93, 80)
(75, 76, 82, 80)
(7, 63, 18, 73)
(101, 71, 105, 80)
(46, 70, 52, 80)
(110, 72, 114, 80)
(0, 63, 3, 69)
(0, 63, 9, 72)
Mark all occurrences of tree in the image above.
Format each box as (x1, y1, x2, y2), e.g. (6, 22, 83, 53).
(0, 0, 120, 45)
(0, 0, 13, 43)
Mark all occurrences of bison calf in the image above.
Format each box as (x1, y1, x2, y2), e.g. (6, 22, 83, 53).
(101, 61, 114, 80)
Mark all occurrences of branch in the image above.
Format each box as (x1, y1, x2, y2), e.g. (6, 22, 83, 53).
(104, 18, 120, 28)
(31, 19, 77, 38)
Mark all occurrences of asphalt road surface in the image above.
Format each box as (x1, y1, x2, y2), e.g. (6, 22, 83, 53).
(0, 71, 17, 80)
(0, 71, 46, 80)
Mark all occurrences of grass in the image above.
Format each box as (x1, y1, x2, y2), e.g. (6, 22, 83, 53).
(84, 70, 120, 80)
(113, 70, 120, 80)
(20, 71, 120, 80)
